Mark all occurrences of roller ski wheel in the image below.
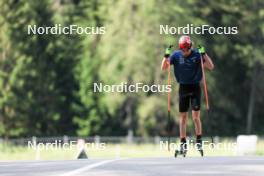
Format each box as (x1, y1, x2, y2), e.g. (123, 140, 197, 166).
(199, 149, 204, 157)
(174, 149, 187, 158)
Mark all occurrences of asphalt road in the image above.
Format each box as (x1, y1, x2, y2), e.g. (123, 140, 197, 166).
(0, 157, 264, 176)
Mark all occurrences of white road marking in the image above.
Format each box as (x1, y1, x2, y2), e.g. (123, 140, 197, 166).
(59, 159, 121, 176)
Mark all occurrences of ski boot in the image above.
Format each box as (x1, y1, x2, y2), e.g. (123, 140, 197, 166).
(196, 138, 204, 157)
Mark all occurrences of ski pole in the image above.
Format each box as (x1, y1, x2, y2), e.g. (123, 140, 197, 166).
(165, 45, 173, 151)
(167, 60, 171, 151)
(200, 52, 214, 144)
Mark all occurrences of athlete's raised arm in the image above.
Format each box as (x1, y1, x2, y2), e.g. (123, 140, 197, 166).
(161, 58, 170, 71)
(203, 54, 214, 70)
(198, 46, 214, 70)
(161, 45, 173, 71)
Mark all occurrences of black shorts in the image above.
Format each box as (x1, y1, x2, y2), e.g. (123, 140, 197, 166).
(179, 83, 201, 112)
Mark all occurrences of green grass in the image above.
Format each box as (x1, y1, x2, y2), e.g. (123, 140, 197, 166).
(0, 140, 263, 160)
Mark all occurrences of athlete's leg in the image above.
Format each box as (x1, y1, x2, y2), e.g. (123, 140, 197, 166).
(178, 112, 188, 153)
(179, 84, 190, 140)
(192, 110, 203, 152)
(191, 84, 202, 136)
(178, 84, 190, 153)
(192, 110, 202, 136)
(179, 112, 188, 139)
(191, 84, 203, 152)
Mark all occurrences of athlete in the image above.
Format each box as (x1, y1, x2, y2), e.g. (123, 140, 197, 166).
(161, 35, 214, 156)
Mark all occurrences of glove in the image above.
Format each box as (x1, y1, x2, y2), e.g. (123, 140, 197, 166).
(164, 45, 173, 58)
(198, 45, 206, 55)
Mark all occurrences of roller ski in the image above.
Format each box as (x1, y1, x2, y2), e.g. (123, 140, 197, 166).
(174, 142, 187, 158)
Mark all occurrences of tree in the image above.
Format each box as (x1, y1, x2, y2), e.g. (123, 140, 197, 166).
(0, 0, 80, 136)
